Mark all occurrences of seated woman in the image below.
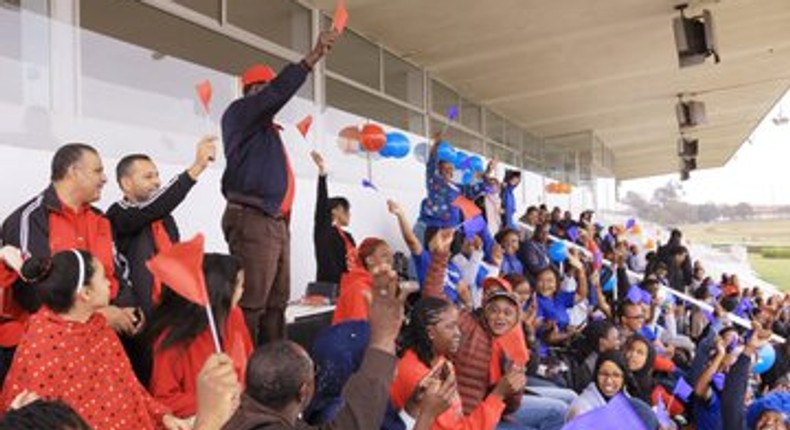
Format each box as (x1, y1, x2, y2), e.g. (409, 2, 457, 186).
(0, 250, 188, 429)
(566, 351, 634, 421)
(534, 259, 588, 346)
(332, 237, 393, 324)
(625, 334, 684, 417)
(521, 224, 551, 280)
(390, 296, 515, 430)
(147, 253, 252, 419)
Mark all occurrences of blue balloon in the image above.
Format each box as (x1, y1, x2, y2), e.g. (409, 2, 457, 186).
(436, 141, 456, 163)
(454, 151, 469, 169)
(753, 344, 776, 374)
(548, 241, 568, 263)
(381, 132, 410, 158)
(602, 276, 616, 292)
(461, 170, 474, 185)
(468, 155, 485, 173)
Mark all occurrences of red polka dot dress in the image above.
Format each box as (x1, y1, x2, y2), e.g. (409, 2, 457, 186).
(1, 308, 170, 429)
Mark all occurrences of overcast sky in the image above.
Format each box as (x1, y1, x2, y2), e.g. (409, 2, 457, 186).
(620, 89, 790, 205)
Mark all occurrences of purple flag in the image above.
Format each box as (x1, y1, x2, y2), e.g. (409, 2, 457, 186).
(703, 309, 716, 323)
(712, 372, 725, 391)
(625, 218, 636, 230)
(361, 178, 378, 191)
(708, 283, 722, 299)
(654, 396, 673, 428)
(640, 289, 653, 304)
(461, 215, 486, 239)
(567, 226, 580, 242)
(626, 285, 643, 304)
(561, 394, 648, 430)
(447, 104, 459, 121)
(673, 376, 693, 401)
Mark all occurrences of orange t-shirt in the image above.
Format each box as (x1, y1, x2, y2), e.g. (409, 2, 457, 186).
(390, 349, 505, 430)
(489, 325, 530, 382)
(332, 268, 373, 324)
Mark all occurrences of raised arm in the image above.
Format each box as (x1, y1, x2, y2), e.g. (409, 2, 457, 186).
(387, 200, 423, 256)
(423, 229, 454, 300)
(567, 253, 589, 304)
(694, 336, 725, 398)
(311, 151, 331, 232)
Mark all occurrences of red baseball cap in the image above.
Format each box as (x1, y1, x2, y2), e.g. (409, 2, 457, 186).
(482, 276, 514, 294)
(241, 64, 276, 87)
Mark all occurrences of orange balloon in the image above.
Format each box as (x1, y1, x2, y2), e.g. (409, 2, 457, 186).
(631, 224, 642, 235)
(360, 123, 386, 152)
(645, 239, 656, 249)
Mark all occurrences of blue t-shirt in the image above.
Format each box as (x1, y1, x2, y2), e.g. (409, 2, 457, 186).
(412, 250, 463, 304)
(694, 390, 722, 430)
(500, 254, 524, 276)
(537, 290, 576, 329)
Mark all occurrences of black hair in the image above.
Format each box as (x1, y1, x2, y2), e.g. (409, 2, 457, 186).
(0, 399, 91, 430)
(400, 297, 454, 367)
(146, 253, 241, 351)
(18, 250, 96, 313)
(423, 227, 464, 256)
(582, 319, 617, 357)
(246, 340, 313, 410)
(625, 334, 656, 403)
(327, 197, 350, 213)
(594, 350, 636, 399)
(526, 206, 538, 215)
(618, 300, 643, 321)
(503, 170, 521, 183)
(51, 143, 97, 182)
(495, 228, 520, 245)
(115, 153, 152, 186)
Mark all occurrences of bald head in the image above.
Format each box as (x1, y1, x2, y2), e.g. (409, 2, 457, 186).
(245, 340, 314, 411)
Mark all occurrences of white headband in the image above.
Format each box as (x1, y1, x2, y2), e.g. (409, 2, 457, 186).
(71, 249, 85, 292)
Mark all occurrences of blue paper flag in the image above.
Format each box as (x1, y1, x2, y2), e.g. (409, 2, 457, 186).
(673, 376, 693, 401)
(561, 394, 648, 430)
(703, 309, 716, 323)
(654, 396, 673, 428)
(625, 218, 636, 230)
(461, 215, 486, 239)
(626, 285, 644, 304)
(640, 289, 653, 304)
(708, 283, 722, 299)
(567, 226, 580, 242)
(447, 104, 459, 121)
(361, 178, 378, 191)
(712, 372, 725, 391)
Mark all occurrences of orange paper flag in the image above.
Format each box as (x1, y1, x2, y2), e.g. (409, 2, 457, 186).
(195, 80, 212, 114)
(146, 234, 209, 306)
(296, 115, 313, 137)
(452, 195, 481, 220)
(332, 0, 349, 33)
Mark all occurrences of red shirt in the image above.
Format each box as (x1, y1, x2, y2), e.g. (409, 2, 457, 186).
(390, 350, 505, 430)
(150, 306, 252, 418)
(332, 268, 373, 325)
(1, 308, 169, 429)
(49, 203, 119, 298)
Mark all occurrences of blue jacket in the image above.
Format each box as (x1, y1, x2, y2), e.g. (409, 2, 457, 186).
(221, 62, 310, 216)
(501, 183, 517, 229)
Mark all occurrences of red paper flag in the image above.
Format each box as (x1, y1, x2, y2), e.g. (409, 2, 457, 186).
(195, 80, 212, 114)
(332, 0, 348, 33)
(296, 115, 313, 137)
(452, 195, 481, 220)
(146, 234, 208, 306)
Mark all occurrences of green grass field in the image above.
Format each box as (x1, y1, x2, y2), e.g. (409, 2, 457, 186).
(681, 219, 790, 291)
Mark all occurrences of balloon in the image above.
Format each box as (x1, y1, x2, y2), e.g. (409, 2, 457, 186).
(360, 124, 386, 152)
(436, 141, 456, 162)
(380, 132, 410, 158)
(645, 239, 656, 249)
(461, 170, 474, 185)
(625, 218, 636, 230)
(602, 275, 616, 292)
(560, 183, 572, 194)
(548, 241, 568, 263)
(753, 344, 776, 374)
(631, 224, 642, 235)
(454, 151, 469, 169)
(337, 126, 361, 154)
(468, 156, 485, 173)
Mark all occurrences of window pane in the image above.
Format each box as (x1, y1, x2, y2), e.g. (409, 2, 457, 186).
(383, 51, 423, 108)
(430, 79, 458, 117)
(328, 78, 424, 134)
(173, 0, 220, 21)
(327, 30, 381, 90)
(485, 110, 504, 143)
(430, 120, 483, 154)
(460, 98, 481, 132)
(487, 142, 518, 167)
(227, 0, 311, 53)
(505, 122, 522, 149)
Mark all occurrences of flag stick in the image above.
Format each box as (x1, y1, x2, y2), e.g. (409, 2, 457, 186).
(204, 304, 222, 353)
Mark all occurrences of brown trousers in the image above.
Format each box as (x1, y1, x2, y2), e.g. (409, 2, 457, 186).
(222, 204, 290, 345)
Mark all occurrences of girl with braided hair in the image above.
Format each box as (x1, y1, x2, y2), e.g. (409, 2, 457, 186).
(390, 296, 518, 429)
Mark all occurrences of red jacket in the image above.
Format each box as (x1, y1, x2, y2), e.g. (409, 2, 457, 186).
(0, 186, 131, 347)
(1, 308, 169, 429)
(332, 268, 372, 325)
(390, 349, 505, 430)
(150, 306, 252, 418)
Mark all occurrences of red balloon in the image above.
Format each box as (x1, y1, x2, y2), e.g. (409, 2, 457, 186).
(360, 124, 386, 152)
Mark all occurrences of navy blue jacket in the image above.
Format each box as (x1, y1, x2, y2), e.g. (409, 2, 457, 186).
(221, 62, 310, 216)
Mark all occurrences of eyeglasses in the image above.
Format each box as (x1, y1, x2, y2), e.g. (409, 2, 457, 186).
(625, 314, 645, 320)
(598, 371, 624, 380)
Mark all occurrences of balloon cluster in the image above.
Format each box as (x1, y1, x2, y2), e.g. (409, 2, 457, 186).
(435, 141, 486, 184)
(337, 124, 412, 159)
(546, 182, 572, 194)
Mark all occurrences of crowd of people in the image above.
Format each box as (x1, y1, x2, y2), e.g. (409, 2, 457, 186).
(0, 26, 786, 430)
